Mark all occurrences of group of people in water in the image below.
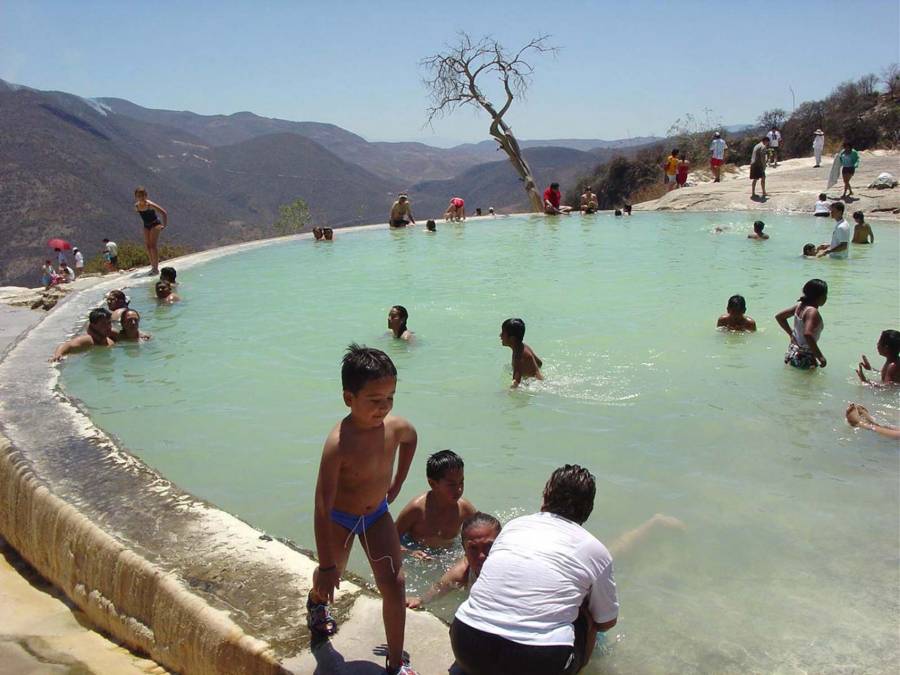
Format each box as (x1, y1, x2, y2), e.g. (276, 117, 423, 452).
(44, 179, 895, 675)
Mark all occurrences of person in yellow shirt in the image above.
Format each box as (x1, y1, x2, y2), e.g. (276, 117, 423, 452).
(663, 149, 680, 191)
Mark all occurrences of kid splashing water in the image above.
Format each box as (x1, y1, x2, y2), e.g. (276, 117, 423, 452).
(309, 344, 419, 675)
(856, 330, 900, 385)
(775, 279, 828, 369)
(500, 318, 543, 388)
(134, 187, 169, 276)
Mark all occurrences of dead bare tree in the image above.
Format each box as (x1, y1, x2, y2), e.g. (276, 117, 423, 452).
(422, 33, 556, 212)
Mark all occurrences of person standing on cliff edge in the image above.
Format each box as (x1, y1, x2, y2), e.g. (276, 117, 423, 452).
(812, 129, 825, 167)
(750, 137, 770, 199)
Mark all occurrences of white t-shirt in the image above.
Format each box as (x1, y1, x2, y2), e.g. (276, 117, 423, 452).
(105, 241, 118, 257)
(766, 130, 781, 147)
(709, 138, 727, 160)
(454, 512, 619, 647)
(814, 200, 830, 215)
(830, 219, 850, 258)
(74, 251, 84, 268)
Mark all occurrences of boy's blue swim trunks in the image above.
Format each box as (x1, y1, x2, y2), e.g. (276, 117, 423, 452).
(331, 498, 389, 535)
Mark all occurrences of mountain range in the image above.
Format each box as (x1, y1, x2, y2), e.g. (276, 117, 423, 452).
(0, 78, 659, 286)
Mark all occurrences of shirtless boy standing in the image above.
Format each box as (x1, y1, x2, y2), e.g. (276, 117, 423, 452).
(500, 318, 543, 387)
(396, 450, 476, 552)
(309, 344, 419, 675)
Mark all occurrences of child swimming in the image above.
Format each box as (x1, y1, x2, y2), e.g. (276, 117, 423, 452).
(388, 305, 413, 341)
(308, 344, 419, 675)
(396, 450, 476, 551)
(851, 211, 874, 244)
(500, 318, 543, 387)
(747, 220, 769, 240)
(856, 330, 900, 385)
(775, 279, 828, 369)
(717, 295, 757, 332)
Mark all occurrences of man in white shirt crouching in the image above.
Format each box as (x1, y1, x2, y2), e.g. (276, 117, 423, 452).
(451, 464, 618, 675)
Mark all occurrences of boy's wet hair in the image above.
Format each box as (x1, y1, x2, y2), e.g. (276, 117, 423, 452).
(852, 210, 864, 222)
(542, 464, 596, 525)
(501, 318, 525, 343)
(426, 449, 464, 481)
(799, 278, 828, 306)
(880, 330, 900, 359)
(160, 267, 177, 283)
(88, 307, 111, 325)
(727, 294, 746, 313)
(461, 512, 501, 542)
(341, 343, 397, 393)
(753, 220, 765, 232)
(831, 201, 845, 214)
(803, 243, 816, 255)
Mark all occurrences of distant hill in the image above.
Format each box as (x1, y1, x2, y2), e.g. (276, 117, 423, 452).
(450, 136, 660, 156)
(0, 85, 398, 285)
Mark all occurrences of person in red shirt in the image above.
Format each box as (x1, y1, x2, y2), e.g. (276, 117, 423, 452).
(543, 182, 571, 215)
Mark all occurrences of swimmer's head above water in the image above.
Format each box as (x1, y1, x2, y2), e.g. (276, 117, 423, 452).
(500, 318, 526, 348)
(388, 305, 409, 338)
(726, 294, 747, 315)
(426, 449, 465, 501)
(878, 330, 900, 360)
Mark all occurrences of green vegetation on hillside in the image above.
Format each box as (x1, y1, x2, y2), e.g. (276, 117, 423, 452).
(273, 198, 311, 235)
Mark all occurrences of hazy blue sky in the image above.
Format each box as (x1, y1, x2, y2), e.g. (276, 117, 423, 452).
(1, 0, 897, 146)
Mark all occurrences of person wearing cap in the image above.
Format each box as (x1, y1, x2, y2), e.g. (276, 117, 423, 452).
(389, 194, 416, 228)
(73, 247, 84, 278)
(709, 132, 728, 182)
(812, 129, 825, 168)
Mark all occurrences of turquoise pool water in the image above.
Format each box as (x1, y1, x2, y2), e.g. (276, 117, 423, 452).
(62, 213, 899, 673)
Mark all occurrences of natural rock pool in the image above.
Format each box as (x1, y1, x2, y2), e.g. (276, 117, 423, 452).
(61, 212, 899, 673)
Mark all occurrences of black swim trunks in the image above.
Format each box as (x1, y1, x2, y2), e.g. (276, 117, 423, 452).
(390, 219, 409, 228)
(750, 164, 765, 180)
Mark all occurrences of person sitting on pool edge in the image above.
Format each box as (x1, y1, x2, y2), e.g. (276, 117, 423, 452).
(445, 197, 466, 221)
(155, 280, 181, 304)
(388, 305, 413, 341)
(113, 308, 152, 342)
(747, 220, 769, 240)
(396, 449, 476, 554)
(500, 318, 543, 388)
(407, 512, 500, 609)
(160, 266, 177, 285)
(717, 295, 757, 332)
(51, 307, 115, 361)
(851, 211, 873, 244)
(813, 193, 830, 217)
(389, 194, 416, 228)
(856, 329, 900, 385)
(543, 182, 571, 215)
(580, 186, 598, 214)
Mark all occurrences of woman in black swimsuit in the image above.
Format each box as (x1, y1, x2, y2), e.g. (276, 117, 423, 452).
(134, 186, 169, 275)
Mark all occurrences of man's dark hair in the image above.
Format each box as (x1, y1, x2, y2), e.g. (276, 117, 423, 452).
(831, 201, 845, 215)
(762, 137, 770, 143)
(102, 238, 109, 243)
(88, 307, 111, 325)
(341, 343, 397, 393)
(671, 148, 679, 156)
(542, 464, 596, 525)
(550, 182, 559, 189)
(753, 220, 765, 232)
(427, 449, 464, 481)
(160, 266, 177, 283)
(727, 294, 747, 313)
(501, 318, 525, 343)
(461, 512, 501, 542)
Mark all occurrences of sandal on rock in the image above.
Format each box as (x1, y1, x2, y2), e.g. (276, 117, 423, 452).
(306, 597, 339, 639)
(386, 658, 419, 675)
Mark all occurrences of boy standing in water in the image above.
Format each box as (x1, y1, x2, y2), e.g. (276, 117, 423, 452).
(717, 295, 757, 332)
(500, 318, 543, 387)
(309, 344, 419, 675)
(396, 449, 476, 550)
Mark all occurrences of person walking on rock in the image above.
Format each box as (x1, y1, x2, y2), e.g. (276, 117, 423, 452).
(838, 141, 860, 199)
(750, 137, 770, 199)
(766, 126, 782, 167)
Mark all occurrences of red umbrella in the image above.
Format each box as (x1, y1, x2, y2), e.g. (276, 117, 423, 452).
(47, 238, 72, 250)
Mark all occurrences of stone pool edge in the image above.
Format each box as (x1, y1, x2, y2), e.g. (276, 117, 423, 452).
(0, 224, 454, 674)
